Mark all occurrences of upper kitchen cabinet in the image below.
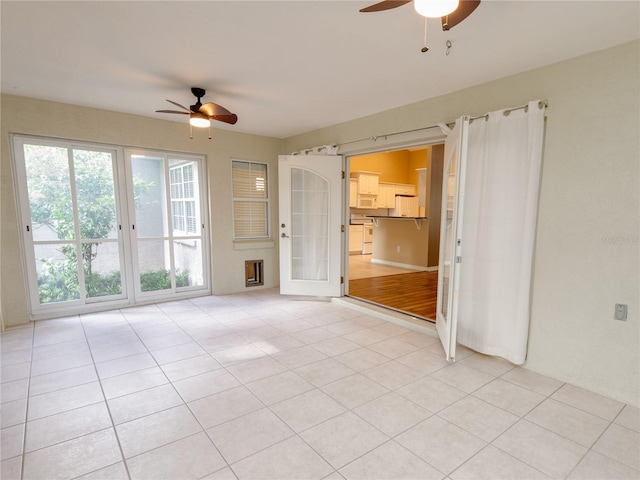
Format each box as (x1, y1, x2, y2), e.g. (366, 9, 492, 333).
(378, 183, 396, 208)
(395, 184, 417, 196)
(378, 182, 419, 209)
(349, 179, 358, 208)
(352, 171, 380, 195)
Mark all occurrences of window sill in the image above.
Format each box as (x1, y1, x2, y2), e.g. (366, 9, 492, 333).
(233, 240, 275, 251)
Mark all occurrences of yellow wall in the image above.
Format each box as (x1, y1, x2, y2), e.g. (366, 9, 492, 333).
(350, 150, 411, 183)
(351, 148, 429, 186)
(408, 149, 429, 186)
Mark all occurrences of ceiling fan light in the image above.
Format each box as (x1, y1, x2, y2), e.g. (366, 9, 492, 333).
(189, 112, 210, 128)
(414, 0, 459, 18)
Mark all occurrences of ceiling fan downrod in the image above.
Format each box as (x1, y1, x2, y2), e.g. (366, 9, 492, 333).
(421, 18, 429, 52)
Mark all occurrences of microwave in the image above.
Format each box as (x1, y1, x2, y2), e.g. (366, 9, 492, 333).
(357, 195, 377, 209)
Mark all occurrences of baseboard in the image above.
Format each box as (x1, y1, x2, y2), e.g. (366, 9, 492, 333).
(370, 258, 428, 272)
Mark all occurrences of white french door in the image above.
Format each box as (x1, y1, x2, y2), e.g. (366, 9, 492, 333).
(435, 116, 470, 361)
(13, 136, 129, 316)
(278, 155, 343, 296)
(126, 150, 209, 299)
(12, 136, 209, 318)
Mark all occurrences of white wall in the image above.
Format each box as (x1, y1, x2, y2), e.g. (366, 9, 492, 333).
(1, 96, 284, 327)
(2, 41, 638, 406)
(284, 41, 640, 406)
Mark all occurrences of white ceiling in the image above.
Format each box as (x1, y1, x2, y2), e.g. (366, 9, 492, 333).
(2, 1, 638, 139)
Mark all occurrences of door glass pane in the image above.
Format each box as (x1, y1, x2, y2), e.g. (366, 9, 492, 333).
(34, 243, 80, 303)
(73, 149, 119, 240)
(84, 241, 122, 298)
(24, 145, 74, 241)
(71, 149, 124, 299)
(290, 168, 329, 281)
(440, 151, 458, 319)
(130, 153, 206, 295)
(131, 155, 168, 238)
(174, 239, 203, 287)
(138, 239, 172, 292)
(169, 159, 199, 236)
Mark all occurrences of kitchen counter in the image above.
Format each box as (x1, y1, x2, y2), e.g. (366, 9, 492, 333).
(369, 216, 428, 228)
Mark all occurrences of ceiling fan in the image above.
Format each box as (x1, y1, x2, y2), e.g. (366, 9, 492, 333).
(156, 87, 237, 139)
(360, 0, 481, 49)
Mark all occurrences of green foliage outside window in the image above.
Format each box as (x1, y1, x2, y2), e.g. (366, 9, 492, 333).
(140, 269, 191, 292)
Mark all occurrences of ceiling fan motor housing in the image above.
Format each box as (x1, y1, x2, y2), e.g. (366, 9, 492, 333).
(191, 87, 206, 99)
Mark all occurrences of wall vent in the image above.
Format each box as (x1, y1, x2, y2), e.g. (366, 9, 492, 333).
(245, 260, 264, 287)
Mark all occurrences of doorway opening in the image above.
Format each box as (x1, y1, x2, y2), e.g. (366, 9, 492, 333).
(346, 144, 445, 321)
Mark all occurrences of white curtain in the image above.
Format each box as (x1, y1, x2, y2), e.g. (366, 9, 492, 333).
(457, 100, 546, 364)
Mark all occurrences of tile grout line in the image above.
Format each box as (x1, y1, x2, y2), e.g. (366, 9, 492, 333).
(77, 309, 134, 480)
(19, 321, 36, 480)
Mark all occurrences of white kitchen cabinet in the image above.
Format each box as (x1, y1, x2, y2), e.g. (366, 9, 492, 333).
(378, 183, 396, 208)
(349, 179, 358, 207)
(395, 184, 417, 196)
(348, 225, 364, 253)
(390, 196, 419, 217)
(377, 182, 417, 209)
(352, 171, 380, 195)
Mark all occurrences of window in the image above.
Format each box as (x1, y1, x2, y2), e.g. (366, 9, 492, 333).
(170, 163, 197, 234)
(232, 160, 269, 239)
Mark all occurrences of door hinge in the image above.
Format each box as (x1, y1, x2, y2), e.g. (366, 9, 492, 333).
(340, 276, 344, 284)
(341, 224, 345, 233)
(341, 170, 345, 179)
(456, 256, 462, 263)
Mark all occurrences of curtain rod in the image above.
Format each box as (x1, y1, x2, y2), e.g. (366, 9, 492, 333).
(336, 100, 548, 148)
(470, 100, 548, 123)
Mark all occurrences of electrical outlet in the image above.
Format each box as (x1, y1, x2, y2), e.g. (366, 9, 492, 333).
(614, 304, 628, 321)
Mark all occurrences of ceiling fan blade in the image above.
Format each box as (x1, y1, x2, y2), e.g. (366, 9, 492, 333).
(212, 114, 238, 125)
(165, 99, 191, 112)
(156, 109, 189, 115)
(199, 102, 233, 117)
(441, 0, 480, 30)
(360, 0, 411, 13)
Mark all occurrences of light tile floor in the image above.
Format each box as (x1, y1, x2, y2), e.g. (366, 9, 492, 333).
(1, 289, 639, 480)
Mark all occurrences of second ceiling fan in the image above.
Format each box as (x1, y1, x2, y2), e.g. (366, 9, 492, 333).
(360, 0, 481, 32)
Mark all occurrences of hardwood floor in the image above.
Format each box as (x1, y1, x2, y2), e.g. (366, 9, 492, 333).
(348, 256, 438, 321)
